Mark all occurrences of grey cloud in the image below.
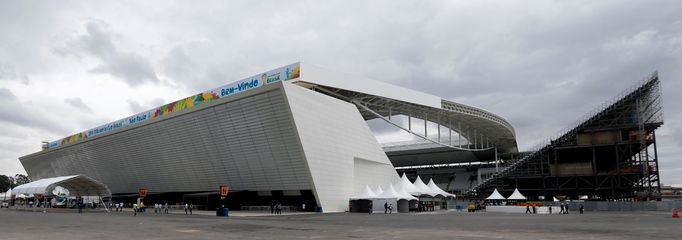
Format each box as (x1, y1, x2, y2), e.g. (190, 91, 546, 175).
(64, 97, 94, 113)
(0, 88, 16, 101)
(55, 21, 159, 86)
(127, 98, 166, 113)
(0, 64, 30, 85)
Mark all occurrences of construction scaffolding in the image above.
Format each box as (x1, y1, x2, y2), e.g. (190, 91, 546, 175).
(467, 72, 664, 201)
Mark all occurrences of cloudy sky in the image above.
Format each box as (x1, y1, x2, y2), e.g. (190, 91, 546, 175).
(1, 1, 681, 183)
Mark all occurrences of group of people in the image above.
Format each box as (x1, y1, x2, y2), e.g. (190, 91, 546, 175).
(153, 203, 170, 214)
(383, 202, 393, 214)
(523, 203, 585, 214)
(270, 203, 283, 214)
(417, 201, 436, 212)
(184, 203, 194, 214)
(127, 202, 193, 216)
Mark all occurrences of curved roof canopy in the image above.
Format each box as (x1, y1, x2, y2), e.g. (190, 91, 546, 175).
(292, 63, 518, 153)
(12, 175, 111, 197)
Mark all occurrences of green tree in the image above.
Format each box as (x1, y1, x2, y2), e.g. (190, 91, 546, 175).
(0, 175, 12, 192)
(13, 174, 30, 186)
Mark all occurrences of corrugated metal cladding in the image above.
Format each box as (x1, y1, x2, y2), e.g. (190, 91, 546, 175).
(21, 87, 313, 194)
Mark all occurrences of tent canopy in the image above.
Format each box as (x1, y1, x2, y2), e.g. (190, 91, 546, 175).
(507, 188, 527, 200)
(396, 173, 420, 195)
(351, 184, 377, 200)
(412, 176, 438, 197)
(485, 188, 506, 200)
(375, 184, 417, 200)
(426, 179, 455, 198)
(11, 175, 111, 197)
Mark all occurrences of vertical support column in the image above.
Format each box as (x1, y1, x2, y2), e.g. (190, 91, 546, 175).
(437, 117, 441, 143)
(448, 120, 452, 145)
(458, 122, 462, 148)
(388, 108, 391, 120)
(653, 131, 661, 194)
(408, 112, 412, 131)
(467, 128, 470, 149)
(474, 129, 477, 149)
(424, 113, 428, 138)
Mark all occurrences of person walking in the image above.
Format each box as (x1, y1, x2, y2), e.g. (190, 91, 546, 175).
(532, 205, 537, 214)
(184, 203, 188, 214)
(301, 203, 306, 212)
(384, 202, 388, 214)
(368, 201, 373, 214)
(388, 204, 393, 214)
(525, 205, 531, 214)
(77, 198, 83, 214)
(133, 203, 138, 216)
(565, 202, 570, 214)
(559, 203, 565, 214)
(189, 203, 194, 215)
(548, 205, 552, 214)
(164, 202, 169, 214)
(579, 204, 584, 214)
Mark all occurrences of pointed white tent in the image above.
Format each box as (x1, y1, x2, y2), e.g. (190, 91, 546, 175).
(412, 176, 438, 197)
(396, 185, 419, 201)
(396, 173, 420, 195)
(426, 178, 455, 198)
(350, 184, 377, 200)
(506, 188, 527, 200)
(553, 197, 560, 202)
(485, 188, 506, 200)
(375, 184, 417, 200)
(374, 185, 384, 195)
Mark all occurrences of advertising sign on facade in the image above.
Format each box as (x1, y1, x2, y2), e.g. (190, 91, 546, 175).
(48, 63, 301, 149)
(139, 188, 148, 198)
(220, 185, 229, 198)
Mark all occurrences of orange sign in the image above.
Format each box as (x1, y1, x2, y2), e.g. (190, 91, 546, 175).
(220, 185, 229, 198)
(139, 188, 148, 198)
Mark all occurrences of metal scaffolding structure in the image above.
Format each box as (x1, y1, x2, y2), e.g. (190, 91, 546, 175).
(466, 71, 664, 201)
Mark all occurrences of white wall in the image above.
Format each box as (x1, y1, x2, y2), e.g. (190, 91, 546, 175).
(284, 82, 399, 212)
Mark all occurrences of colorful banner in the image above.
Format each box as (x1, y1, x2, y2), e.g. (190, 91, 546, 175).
(48, 63, 301, 149)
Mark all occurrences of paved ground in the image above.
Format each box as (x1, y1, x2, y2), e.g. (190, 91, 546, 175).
(1, 208, 680, 239)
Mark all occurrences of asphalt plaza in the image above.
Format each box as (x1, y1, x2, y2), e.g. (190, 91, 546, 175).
(0, 208, 680, 239)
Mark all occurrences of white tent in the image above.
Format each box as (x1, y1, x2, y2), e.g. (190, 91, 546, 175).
(395, 173, 420, 195)
(506, 188, 527, 200)
(350, 185, 377, 200)
(412, 176, 438, 197)
(553, 197, 560, 202)
(485, 188, 506, 200)
(426, 178, 455, 198)
(374, 185, 384, 195)
(396, 185, 418, 201)
(375, 184, 417, 200)
(12, 175, 111, 197)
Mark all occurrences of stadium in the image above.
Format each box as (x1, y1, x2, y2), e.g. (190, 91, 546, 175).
(18, 63, 663, 212)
